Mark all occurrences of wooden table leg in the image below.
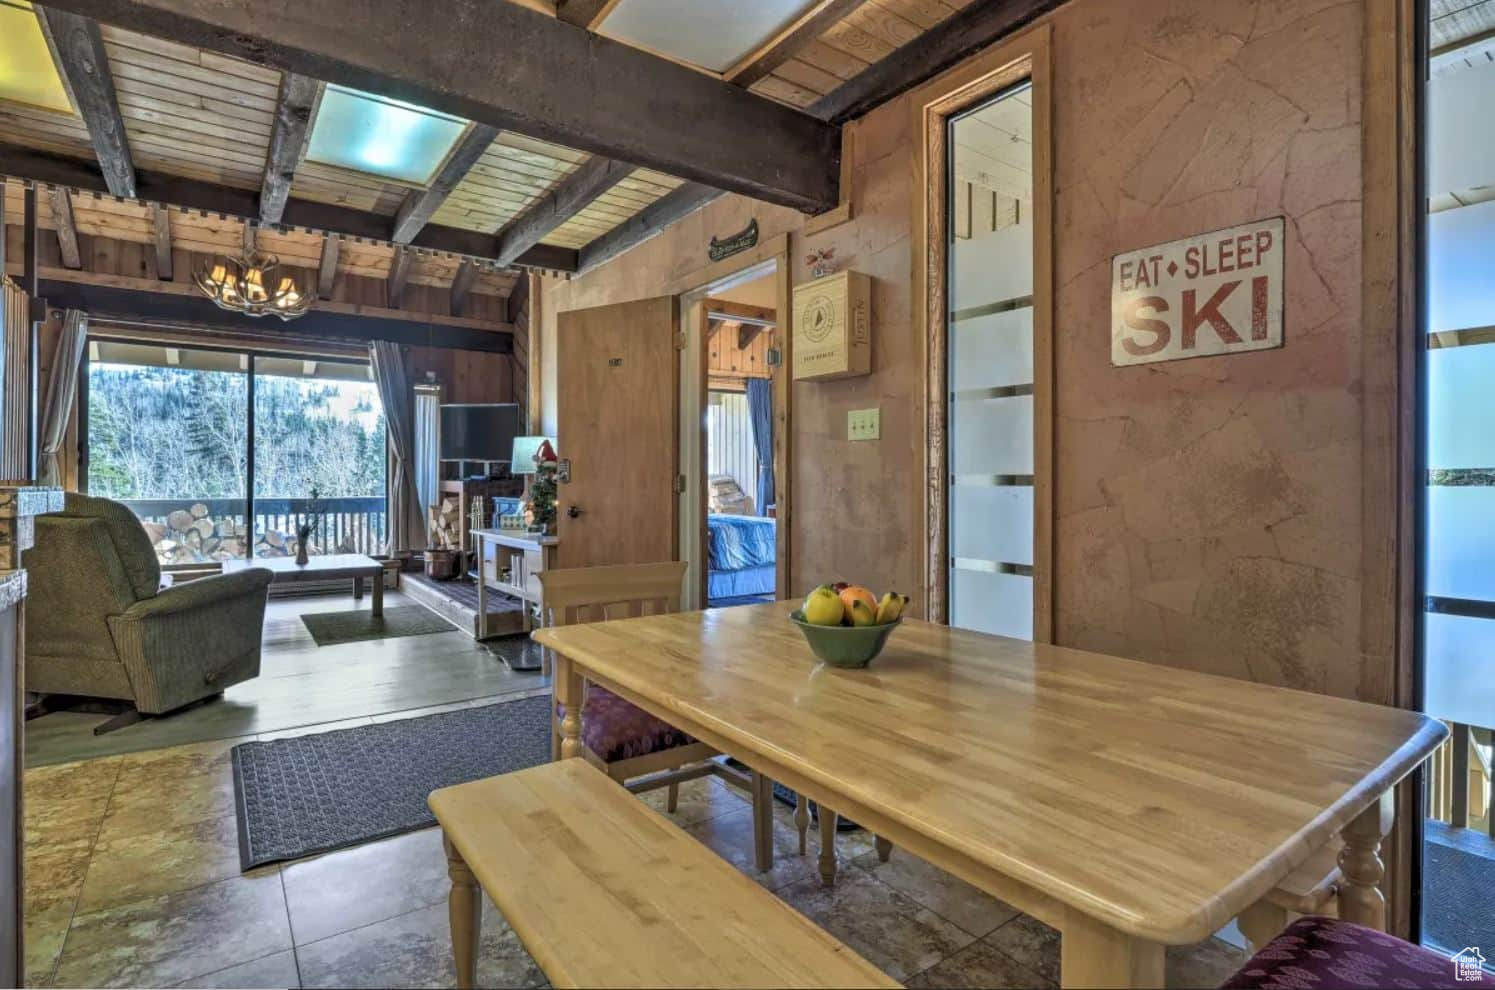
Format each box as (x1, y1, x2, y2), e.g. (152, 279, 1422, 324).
(1338, 790, 1394, 931)
(370, 569, 383, 618)
(444, 834, 481, 989)
(751, 771, 774, 872)
(1060, 909, 1165, 989)
(1238, 899, 1290, 952)
(555, 654, 584, 761)
(875, 835, 893, 863)
(794, 792, 810, 856)
(352, 575, 363, 602)
(818, 807, 838, 887)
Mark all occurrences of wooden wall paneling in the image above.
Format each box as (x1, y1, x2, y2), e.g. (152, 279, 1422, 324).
(911, 27, 1051, 637)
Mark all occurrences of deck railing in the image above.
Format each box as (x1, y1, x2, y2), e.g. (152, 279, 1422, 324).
(119, 495, 387, 562)
(1428, 720, 1494, 836)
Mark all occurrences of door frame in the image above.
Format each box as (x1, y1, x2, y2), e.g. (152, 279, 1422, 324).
(911, 25, 1054, 640)
(670, 233, 793, 609)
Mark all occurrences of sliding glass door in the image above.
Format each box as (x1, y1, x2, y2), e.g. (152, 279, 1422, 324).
(84, 342, 249, 562)
(84, 340, 385, 564)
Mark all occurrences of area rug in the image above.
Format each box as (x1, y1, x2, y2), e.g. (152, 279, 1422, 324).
(232, 694, 551, 869)
(300, 604, 455, 646)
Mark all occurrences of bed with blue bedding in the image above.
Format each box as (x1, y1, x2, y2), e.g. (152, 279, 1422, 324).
(707, 513, 776, 605)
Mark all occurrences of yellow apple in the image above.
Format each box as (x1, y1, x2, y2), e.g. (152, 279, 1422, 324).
(802, 585, 845, 626)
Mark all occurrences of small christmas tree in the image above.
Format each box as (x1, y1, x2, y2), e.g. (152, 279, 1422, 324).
(526, 439, 558, 534)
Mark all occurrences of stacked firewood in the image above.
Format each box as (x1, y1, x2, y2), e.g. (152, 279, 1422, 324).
(429, 497, 462, 549)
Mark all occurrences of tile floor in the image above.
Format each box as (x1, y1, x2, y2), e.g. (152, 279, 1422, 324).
(23, 735, 1247, 989)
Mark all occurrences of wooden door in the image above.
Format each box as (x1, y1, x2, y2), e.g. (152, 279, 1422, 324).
(555, 296, 679, 569)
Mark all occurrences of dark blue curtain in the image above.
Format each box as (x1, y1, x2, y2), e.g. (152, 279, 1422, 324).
(745, 378, 774, 515)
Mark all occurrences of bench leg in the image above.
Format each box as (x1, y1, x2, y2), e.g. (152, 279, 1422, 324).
(371, 570, 384, 618)
(875, 835, 892, 863)
(555, 655, 584, 761)
(444, 834, 482, 989)
(818, 807, 838, 887)
(751, 771, 773, 872)
(794, 792, 810, 856)
(667, 781, 680, 814)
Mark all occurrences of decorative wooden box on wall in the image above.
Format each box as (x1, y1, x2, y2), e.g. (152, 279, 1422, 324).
(792, 270, 871, 381)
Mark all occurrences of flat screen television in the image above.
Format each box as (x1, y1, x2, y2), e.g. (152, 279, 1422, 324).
(440, 403, 522, 463)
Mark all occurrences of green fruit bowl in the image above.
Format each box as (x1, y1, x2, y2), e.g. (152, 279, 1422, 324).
(789, 610, 902, 668)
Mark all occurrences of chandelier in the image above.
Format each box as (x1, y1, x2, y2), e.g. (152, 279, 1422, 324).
(193, 251, 311, 321)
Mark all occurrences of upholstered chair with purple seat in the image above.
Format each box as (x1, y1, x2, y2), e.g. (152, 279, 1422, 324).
(537, 561, 776, 871)
(1222, 916, 1495, 989)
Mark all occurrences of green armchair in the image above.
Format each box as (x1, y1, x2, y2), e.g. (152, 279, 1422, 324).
(23, 493, 273, 715)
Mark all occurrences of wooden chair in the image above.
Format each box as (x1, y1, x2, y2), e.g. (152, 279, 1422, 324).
(536, 561, 776, 871)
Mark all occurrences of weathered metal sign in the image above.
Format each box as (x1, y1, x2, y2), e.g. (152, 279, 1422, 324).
(708, 218, 758, 262)
(1111, 217, 1284, 366)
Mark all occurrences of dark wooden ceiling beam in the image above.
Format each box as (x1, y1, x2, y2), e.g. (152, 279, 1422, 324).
(555, 0, 619, 30)
(387, 246, 413, 308)
(317, 234, 338, 299)
(392, 123, 498, 244)
(0, 144, 578, 273)
(260, 73, 321, 225)
(577, 182, 720, 274)
(49, 187, 83, 269)
(449, 259, 477, 316)
(724, 0, 871, 88)
(809, 0, 1065, 123)
(34, 0, 841, 212)
(494, 155, 630, 268)
(151, 204, 172, 279)
(34, 7, 136, 198)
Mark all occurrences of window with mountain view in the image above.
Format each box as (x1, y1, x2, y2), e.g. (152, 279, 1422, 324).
(84, 341, 386, 565)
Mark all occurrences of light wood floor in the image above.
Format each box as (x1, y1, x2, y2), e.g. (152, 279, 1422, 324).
(25, 588, 548, 767)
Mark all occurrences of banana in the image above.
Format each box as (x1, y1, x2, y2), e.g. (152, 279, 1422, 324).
(875, 591, 907, 624)
(849, 599, 878, 627)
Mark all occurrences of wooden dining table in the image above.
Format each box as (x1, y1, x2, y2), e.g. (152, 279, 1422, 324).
(533, 601, 1446, 989)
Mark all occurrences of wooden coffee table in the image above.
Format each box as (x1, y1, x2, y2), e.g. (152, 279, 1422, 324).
(223, 553, 384, 616)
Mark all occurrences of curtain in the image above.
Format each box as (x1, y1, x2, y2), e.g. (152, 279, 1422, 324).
(38, 309, 87, 487)
(745, 377, 774, 516)
(369, 341, 423, 554)
(412, 385, 441, 526)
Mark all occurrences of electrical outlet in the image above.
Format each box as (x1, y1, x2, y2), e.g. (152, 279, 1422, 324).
(848, 407, 881, 441)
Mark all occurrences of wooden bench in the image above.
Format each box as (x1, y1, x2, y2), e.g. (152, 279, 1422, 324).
(429, 759, 898, 989)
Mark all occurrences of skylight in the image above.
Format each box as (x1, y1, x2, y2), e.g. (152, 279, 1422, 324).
(598, 0, 818, 74)
(305, 85, 469, 185)
(0, 0, 75, 115)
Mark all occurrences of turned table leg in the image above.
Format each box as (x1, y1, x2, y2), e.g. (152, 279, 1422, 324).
(555, 654, 584, 761)
(818, 806, 838, 887)
(1338, 790, 1394, 931)
(794, 792, 810, 856)
(1060, 908, 1165, 989)
(444, 834, 482, 990)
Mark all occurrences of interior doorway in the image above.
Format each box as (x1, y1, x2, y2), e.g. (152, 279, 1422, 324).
(677, 251, 790, 611)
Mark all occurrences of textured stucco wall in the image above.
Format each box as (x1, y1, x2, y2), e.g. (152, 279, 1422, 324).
(540, 0, 1375, 699)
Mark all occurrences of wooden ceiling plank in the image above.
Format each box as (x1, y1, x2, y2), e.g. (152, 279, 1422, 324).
(260, 73, 321, 224)
(387, 245, 413, 308)
(578, 181, 720, 273)
(494, 156, 631, 267)
(35, 0, 840, 212)
(725, 0, 873, 88)
(35, 7, 138, 198)
(392, 123, 501, 244)
(450, 258, 478, 316)
(151, 203, 172, 278)
(0, 143, 579, 272)
(811, 0, 1065, 123)
(50, 187, 84, 269)
(318, 233, 338, 299)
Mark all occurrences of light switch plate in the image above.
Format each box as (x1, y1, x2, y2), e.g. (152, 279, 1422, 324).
(848, 407, 880, 441)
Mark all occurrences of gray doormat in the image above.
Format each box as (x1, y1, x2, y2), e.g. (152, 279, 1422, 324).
(300, 604, 455, 646)
(232, 694, 551, 870)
